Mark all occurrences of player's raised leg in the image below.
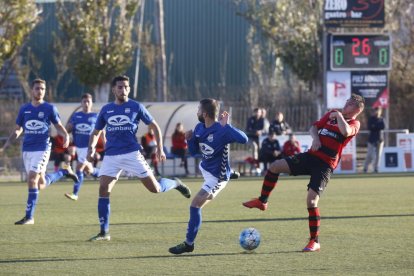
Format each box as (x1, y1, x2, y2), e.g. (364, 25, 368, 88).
(242, 158, 290, 210)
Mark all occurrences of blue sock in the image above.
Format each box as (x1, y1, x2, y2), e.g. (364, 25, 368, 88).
(185, 206, 202, 245)
(73, 171, 84, 196)
(158, 178, 178, 192)
(91, 168, 100, 178)
(25, 188, 39, 219)
(98, 197, 110, 233)
(45, 170, 65, 186)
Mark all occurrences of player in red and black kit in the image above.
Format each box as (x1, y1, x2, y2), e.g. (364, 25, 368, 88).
(243, 94, 365, 252)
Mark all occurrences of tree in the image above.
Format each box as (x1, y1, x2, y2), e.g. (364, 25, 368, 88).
(0, 0, 40, 91)
(386, 0, 414, 131)
(56, 0, 140, 102)
(237, 0, 323, 92)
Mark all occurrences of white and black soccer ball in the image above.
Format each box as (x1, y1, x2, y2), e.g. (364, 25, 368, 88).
(239, 227, 261, 251)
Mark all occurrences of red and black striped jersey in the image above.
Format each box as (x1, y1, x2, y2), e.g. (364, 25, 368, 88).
(308, 111, 360, 169)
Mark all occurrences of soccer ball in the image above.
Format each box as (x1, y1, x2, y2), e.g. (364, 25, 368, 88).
(239, 227, 261, 251)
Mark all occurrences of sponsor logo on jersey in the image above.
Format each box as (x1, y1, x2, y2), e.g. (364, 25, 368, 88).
(207, 134, 214, 142)
(106, 115, 133, 132)
(75, 123, 93, 133)
(24, 111, 31, 114)
(107, 110, 114, 113)
(38, 112, 44, 119)
(108, 115, 130, 126)
(125, 108, 131, 113)
(25, 120, 46, 130)
(319, 128, 339, 140)
(199, 143, 214, 156)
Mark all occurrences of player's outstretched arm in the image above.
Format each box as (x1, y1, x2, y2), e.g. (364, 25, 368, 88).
(0, 125, 23, 154)
(225, 125, 248, 144)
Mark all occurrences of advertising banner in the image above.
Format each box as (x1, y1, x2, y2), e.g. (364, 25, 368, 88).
(396, 133, 414, 172)
(351, 71, 388, 108)
(326, 71, 351, 109)
(324, 0, 385, 28)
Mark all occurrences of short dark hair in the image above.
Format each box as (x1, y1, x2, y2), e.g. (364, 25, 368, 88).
(199, 98, 219, 119)
(111, 75, 129, 87)
(350, 93, 365, 110)
(31, 78, 46, 88)
(81, 93, 93, 100)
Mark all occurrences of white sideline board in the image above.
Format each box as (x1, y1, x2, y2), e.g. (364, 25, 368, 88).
(396, 133, 414, 172)
(378, 147, 406, 173)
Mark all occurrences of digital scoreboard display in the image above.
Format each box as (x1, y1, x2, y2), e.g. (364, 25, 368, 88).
(330, 34, 391, 71)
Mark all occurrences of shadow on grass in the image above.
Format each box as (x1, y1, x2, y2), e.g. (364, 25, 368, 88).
(0, 250, 299, 264)
(109, 213, 414, 226)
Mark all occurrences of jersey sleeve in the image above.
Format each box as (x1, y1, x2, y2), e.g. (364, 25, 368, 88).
(69, 112, 76, 125)
(95, 107, 106, 131)
(223, 124, 248, 144)
(50, 105, 61, 125)
(348, 119, 361, 136)
(15, 106, 25, 127)
(313, 111, 332, 129)
(138, 103, 154, 125)
(187, 124, 201, 155)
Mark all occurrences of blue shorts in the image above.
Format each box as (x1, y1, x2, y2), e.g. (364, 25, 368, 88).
(285, 152, 333, 195)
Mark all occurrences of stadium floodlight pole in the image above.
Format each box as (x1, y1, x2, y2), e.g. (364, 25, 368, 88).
(133, 0, 146, 99)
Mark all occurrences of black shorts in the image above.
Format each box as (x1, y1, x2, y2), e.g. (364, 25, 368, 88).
(285, 152, 333, 195)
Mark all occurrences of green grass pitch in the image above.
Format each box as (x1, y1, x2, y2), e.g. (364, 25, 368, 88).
(0, 174, 413, 275)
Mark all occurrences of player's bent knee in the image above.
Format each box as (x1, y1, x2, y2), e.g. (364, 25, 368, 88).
(268, 159, 290, 174)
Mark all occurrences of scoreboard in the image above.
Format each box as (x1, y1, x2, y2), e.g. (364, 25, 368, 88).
(330, 34, 391, 71)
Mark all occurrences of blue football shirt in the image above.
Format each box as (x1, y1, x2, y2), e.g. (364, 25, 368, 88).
(16, 102, 61, 151)
(187, 122, 248, 180)
(95, 100, 153, 155)
(69, 112, 98, 148)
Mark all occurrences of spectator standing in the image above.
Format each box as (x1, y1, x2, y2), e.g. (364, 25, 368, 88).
(363, 107, 385, 173)
(171, 122, 190, 175)
(269, 112, 291, 136)
(245, 108, 264, 160)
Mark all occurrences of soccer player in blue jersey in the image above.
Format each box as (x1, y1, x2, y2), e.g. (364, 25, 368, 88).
(86, 75, 191, 241)
(0, 78, 78, 225)
(169, 98, 248, 254)
(64, 93, 100, 201)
